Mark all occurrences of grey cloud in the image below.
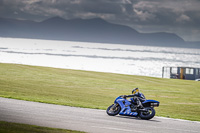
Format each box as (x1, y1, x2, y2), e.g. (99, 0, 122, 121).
(0, 0, 200, 41)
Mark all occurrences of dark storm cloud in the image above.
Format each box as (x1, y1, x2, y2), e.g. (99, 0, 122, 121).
(0, 0, 128, 19)
(127, 0, 200, 41)
(0, 0, 200, 41)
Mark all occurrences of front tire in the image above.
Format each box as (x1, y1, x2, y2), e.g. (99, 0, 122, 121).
(106, 104, 121, 116)
(139, 107, 155, 120)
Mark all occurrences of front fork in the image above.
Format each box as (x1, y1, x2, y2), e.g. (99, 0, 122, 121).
(110, 103, 118, 111)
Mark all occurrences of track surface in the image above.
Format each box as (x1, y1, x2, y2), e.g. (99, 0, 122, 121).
(0, 97, 199, 133)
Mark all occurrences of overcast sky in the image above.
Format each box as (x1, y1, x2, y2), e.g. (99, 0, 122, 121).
(1, 0, 200, 41)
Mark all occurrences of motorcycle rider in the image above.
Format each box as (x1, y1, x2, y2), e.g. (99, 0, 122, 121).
(121, 88, 146, 109)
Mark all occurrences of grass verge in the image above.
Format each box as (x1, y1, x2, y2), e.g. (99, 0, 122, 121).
(0, 121, 84, 133)
(0, 63, 200, 121)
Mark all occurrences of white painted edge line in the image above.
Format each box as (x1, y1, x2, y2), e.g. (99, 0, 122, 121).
(155, 116, 200, 124)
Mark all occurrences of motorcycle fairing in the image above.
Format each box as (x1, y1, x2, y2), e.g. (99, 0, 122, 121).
(115, 97, 138, 116)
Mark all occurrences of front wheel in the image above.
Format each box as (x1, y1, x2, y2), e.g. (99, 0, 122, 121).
(139, 107, 155, 120)
(106, 104, 121, 116)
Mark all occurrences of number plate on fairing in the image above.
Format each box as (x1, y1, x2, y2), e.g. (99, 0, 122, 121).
(151, 103, 159, 107)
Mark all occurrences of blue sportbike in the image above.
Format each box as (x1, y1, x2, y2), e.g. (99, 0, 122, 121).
(106, 88, 159, 120)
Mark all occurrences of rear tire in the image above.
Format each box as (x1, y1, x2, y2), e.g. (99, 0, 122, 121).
(139, 107, 155, 120)
(106, 104, 121, 116)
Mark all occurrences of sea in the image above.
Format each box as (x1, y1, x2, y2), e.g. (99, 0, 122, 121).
(0, 37, 200, 78)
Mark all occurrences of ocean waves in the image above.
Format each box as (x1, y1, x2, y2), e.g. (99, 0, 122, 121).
(0, 37, 200, 77)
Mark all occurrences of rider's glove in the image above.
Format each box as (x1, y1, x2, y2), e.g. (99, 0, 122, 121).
(121, 95, 127, 99)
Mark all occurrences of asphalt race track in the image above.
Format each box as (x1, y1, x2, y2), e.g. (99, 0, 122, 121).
(0, 97, 199, 133)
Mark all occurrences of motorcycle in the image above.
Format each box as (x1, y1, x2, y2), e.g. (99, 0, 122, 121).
(106, 88, 159, 120)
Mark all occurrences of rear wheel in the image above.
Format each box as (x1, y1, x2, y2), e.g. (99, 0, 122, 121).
(139, 107, 155, 120)
(106, 104, 121, 116)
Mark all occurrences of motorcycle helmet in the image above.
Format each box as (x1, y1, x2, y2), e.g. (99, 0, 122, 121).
(132, 88, 139, 94)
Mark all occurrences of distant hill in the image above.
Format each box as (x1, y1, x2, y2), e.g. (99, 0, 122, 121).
(0, 16, 199, 48)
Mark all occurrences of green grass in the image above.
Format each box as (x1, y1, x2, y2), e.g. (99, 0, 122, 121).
(0, 63, 200, 121)
(0, 121, 84, 133)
